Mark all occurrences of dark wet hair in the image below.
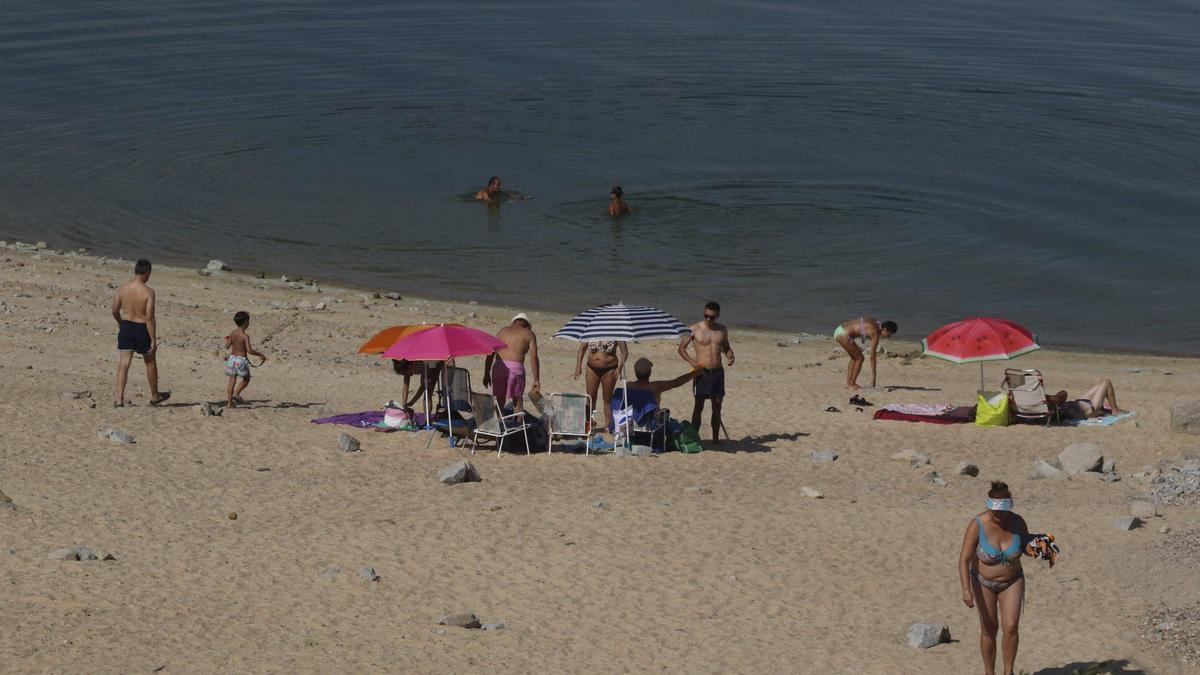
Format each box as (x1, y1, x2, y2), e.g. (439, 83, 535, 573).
(881, 320, 898, 334)
(987, 481, 1011, 499)
(134, 259, 152, 275)
(234, 311, 250, 327)
(488, 176, 500, 187)
(392, 358, 410, 374)
(705, 301, 720, 313)
(611, 186, 623, 198)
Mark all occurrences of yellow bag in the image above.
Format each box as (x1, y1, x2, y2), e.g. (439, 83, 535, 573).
(975, 390, 1010, 427)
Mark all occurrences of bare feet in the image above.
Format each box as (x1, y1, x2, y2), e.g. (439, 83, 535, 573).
(847, 384, 862, 391)
(1111, 407, 1128, 415)
(226, 400, 237, 409)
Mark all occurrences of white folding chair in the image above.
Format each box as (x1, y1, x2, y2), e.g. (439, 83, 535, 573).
(468, 391, 532, 457)
(1001, 368, 1054, 425)
(545, 392, 591, 454)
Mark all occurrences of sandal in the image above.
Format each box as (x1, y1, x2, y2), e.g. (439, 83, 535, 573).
(149, 392, 172, 406)
(856, 406, 864, 413)
(824, 406, 840, 413)
(849, 395, 873, 407)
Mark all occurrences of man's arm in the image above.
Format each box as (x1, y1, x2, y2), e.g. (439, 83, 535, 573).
(483, 353, 495, 387)
(652, 370, 699, 396)
(529, 334, 540, 390)
(722, 332, 735, 367)
(145, 289, 157, 354)
(678, 333, 699, 369)
(247, 337, 266, 361)
(111, 293, 122, 325)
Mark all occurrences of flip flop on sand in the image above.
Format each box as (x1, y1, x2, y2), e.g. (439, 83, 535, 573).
(149, 392, 171, 406)
(849, 395, 873, 407)
(824, 406, 840, 413)
(232, 396, 246, 405)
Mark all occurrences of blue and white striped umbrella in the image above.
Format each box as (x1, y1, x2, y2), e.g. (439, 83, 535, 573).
(553, 303, 690, 342)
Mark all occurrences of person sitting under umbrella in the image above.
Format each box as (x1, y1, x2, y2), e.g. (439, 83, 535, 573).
(1048, 378, 1127, 419)
(834, 316, 897, 390)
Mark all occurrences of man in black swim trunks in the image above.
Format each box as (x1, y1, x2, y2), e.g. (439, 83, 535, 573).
(678, 301, 735, 443)
(111, 259, 169, 407)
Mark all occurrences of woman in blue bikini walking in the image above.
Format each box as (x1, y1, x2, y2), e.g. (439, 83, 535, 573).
(958, 481, 1028, 675)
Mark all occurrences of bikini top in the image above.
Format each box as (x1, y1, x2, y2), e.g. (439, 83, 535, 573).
(976, 516, 1022, 566)
(588, 340, 617, 354)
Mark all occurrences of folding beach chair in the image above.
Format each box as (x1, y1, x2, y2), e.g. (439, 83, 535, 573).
(427, 365, 473, 448)
(1001, 368, 1055, 425)
(467, 391, 532, 456)
(544, 392, 592, 454)
(612, 387, 670, 452)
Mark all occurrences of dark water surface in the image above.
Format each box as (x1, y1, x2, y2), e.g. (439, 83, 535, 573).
(3, 1, 1199, 353)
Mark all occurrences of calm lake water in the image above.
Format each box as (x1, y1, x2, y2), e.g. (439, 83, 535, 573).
(2, 1, 1199, 353)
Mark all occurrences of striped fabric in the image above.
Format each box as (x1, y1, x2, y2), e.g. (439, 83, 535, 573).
(553, 303, 690, 342)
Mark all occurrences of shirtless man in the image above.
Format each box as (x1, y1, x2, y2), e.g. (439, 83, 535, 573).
(111, 259, 169, 407)
(678, 301, 734, 443)
(483, 313, 541, 414)
(474, 176, 503, 203)
(833, 316, 897, 390)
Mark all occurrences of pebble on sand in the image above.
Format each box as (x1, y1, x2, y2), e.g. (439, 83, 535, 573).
(1114, 516, 1143, 531)
(228, 512, 238, 520)
(100, 428, 135, 444)
(439, 460, 481, 485)
(956, 461, 980, 477)
(439, 613, 482, 629)
(337, 432, 361, 453)
(906, 623, 951, 649)
(811, 450, 839, 463)
(892, 449, 930, 466)
(206, 259, 231, 271)
(800, 486, 824, 498)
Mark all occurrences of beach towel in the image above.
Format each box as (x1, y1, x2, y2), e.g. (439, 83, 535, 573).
(873, 406, 975, 425)
(1064, 411, 1137, 427)
(1024, 534, 1061, 567)
(881, 403, 955, 416)
(312, 411, 384, 427)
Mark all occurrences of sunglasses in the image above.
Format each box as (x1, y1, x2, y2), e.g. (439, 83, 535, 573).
(703, 313, 718, 319)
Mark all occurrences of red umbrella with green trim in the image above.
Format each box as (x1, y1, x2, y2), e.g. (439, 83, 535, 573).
(921, 317, 1040, 390)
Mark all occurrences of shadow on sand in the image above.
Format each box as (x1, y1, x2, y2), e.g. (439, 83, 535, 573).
(884, 384, 943, 392)
(1029, 659, 1147, 675)
(704, 431, 809, 454)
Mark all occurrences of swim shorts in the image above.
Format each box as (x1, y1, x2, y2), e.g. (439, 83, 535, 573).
(225, 355, 251, 379)
(117, 320, 152, 354)
(693, 367, 726, 400)
(491, 359, 526, 402)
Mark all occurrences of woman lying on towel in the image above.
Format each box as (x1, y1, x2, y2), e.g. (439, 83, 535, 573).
(1048, 378, 1127, 420)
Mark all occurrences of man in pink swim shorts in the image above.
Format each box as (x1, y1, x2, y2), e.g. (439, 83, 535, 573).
(483, 313, 541, 414)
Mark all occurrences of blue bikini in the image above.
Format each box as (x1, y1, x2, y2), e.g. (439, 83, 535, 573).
(972, 516, 1024, 592)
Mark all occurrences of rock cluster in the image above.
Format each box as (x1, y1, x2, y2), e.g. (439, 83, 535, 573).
(48, 546, 116, 561)
(1170, 400, 1200, 435)
(1146, 457, 1200, 506)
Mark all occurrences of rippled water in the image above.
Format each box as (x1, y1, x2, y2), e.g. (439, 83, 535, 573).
(2, 1, 1198, 353)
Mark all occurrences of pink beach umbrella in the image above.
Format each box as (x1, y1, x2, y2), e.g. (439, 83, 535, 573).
(381, 324, 506, 445)
(921, 317, 1040, 390)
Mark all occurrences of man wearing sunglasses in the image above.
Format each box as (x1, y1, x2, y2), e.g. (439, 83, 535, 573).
(678, 301, 734, 443)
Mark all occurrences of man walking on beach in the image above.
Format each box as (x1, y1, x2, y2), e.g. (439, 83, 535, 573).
(111, 259, 169, 407)
(678, 301, 734, 443)
(484, 313, 540, 414)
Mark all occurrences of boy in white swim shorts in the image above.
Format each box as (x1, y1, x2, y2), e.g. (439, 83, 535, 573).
(224, 311, 267, 408)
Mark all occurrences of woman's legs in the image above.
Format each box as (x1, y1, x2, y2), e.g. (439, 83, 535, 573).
(584, 366, 601, 430)
(997, 576, 1025, 675)
(599, 367, 619, 429)
(837, 336, 865, 389)
(1083, 378, 1125, 415)
(972, 575, 1001, 675)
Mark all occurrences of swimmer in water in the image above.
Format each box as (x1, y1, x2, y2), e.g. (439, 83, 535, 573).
(608, 185, 632, 216)
(474, 176, 503, 203)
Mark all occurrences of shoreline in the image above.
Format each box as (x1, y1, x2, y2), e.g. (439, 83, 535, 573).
(3, 236, 1195, 362)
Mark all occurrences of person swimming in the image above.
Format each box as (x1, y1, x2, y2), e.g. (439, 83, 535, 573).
(608, 185, 632, 216)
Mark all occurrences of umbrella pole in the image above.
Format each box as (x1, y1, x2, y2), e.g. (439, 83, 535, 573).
(980, 363, 985, 392)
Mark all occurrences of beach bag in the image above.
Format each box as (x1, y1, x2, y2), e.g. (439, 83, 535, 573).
(975, 391, 1010, 427)
(669, 421, 704, 454)
(382, 402, 413, 429)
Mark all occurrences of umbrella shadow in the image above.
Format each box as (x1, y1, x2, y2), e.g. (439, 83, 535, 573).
(705, 431, 808, 454)
(1030, 659, 1146, 675)
(883, 385, 942, 392)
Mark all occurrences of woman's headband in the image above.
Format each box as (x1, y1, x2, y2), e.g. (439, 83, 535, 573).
(986, 498, 1013, 511)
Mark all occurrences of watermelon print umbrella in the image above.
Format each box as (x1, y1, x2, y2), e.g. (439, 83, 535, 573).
(921, 317, 1040, 390)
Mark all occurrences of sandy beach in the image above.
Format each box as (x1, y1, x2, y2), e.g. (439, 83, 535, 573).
(1, 243, 1197, 674)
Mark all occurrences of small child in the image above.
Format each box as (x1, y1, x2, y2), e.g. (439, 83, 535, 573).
(224, 311, 266, 408)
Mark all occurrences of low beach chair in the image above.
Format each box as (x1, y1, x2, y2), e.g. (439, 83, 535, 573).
(427, 365, 474, 448)
(612, 387, 669, 452)
(467, 391, 532, 456)
(544, 392, 592, 454)
(1001, 368, 1055, 425)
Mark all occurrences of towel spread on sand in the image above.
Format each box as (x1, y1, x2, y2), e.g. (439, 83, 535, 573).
(312, 411, 383, 427)
(1064, 411, 1137, 427)
(881, 403, 955, 416)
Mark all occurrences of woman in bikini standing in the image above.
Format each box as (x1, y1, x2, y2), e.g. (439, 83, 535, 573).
(958, 481, 1029, 675)
(574, 339, 628, 432)
(833, 316, 896, 390)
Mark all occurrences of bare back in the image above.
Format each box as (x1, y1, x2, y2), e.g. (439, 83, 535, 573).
(496, 324, 534, 363)
(115, 281, 154, 323)
(686, 321, 729, 369)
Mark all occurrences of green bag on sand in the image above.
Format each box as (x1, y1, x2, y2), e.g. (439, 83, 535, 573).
(670, 422, 704, 453)
(975, 390, 1010, 427)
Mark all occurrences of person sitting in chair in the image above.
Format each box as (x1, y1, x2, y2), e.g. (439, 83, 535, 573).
(626, 357, 699, 407)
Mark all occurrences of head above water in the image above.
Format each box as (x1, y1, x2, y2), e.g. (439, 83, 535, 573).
(133, 258, 152, 278)
(487, 176, 502, 194)
(703, 301, 720, 322)
(880, 320, 897, 337)
(234, 311, 250, 328)
(634, 357, 653, 379)
(611, 186, 623, 199)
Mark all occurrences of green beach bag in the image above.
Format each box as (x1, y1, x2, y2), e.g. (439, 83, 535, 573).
(975, 391, 1010, 427)
(670, 422, 704, 454)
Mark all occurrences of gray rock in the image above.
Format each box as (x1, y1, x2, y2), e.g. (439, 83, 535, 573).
(100, 428, 135, 444)
(358, 567, 380, 582)
(613, 445, 635, 457)
(1113, 516, 1143, 531)
(439, 613, 481, 629)
(48, 548, 79, 561)
(1030, 459, 1068, 480)
(1182, 458, 1200, 473)
(686, 486, 713, 495)
(1170, 401, 1200, 435)
(384, 292, 402, 300)
(337, 432, 361, 453)
(438, 460, 480, 485)
(356, 293, 375, 304)
(956, 461, 980, 477)
(630, 444, 654, 458)
(481, 623, 505, 631)
(811, 450, 839, 463)
(1101, 458, 1116, 474)
(906, 623, 951, 649)
(799, 486, 824, 498)
(320, 566, 342, 579)
(198, 402, 223, 417)
(313, 302, 326, 311)
(927, 470, 947, 486)
(1057, 443, 1103, 475)
(206, 259, 231, 271)
(1128, 498, 1158, 519)
(1100, 472, 1121, 483)
(892, 449, 930, 466)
